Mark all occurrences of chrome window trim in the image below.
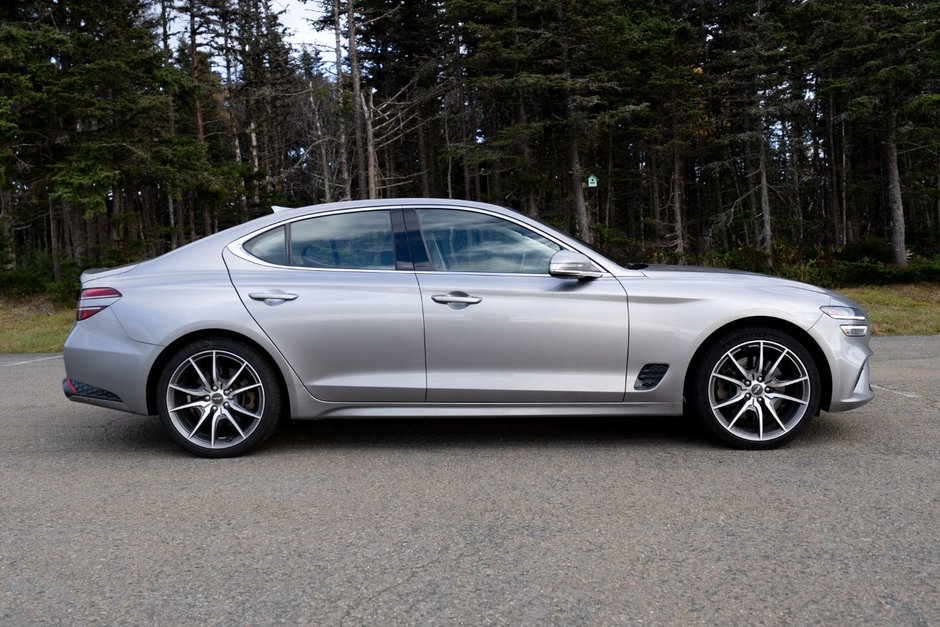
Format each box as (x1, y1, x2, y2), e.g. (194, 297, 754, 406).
(226, 203, 613, 277)
(227, 205, 404, 272)
(415, 270, 559, 279)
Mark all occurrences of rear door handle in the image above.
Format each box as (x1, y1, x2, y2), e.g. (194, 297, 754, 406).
(249, 290, 298, 302)
(431, 292, 482, 305)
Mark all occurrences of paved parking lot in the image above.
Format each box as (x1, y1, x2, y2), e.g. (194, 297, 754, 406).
(1, 336, 938, 624)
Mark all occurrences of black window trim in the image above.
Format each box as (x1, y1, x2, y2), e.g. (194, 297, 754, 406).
(402, 208, 432, 271)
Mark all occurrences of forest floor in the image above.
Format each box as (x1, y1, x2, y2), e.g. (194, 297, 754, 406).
(0, 283, 937, 353)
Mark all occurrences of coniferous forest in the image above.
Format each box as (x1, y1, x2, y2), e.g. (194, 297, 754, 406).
(1, 0, 939, 297)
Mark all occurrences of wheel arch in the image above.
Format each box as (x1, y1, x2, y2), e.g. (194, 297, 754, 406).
(683, 316, 833, 412)
(145, 329, 291, 417)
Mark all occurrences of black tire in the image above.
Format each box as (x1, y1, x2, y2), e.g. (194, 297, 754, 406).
(688, 327, 821, 449)
(156, 337, 282, 457)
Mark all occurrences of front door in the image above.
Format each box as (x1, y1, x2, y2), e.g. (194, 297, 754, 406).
(410, 208, 629, 403)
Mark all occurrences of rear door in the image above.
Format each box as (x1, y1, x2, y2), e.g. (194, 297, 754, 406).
(224, 208, 426, 402)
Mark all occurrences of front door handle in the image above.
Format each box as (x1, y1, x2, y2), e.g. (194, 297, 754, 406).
(249, 290, 299, 302)
(431, 292, 482, 306)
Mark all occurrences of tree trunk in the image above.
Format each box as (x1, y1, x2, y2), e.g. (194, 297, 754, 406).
(886, 113, 907, 266)
(569, 137, 592, 244)
(789, 120, 804, 244)
(160, 0, 178, 249)
(362, 92, 379, 198)
(649, 149, 662, 240)
(348, 0, 367, 199)
(605, 135, 613, 229)
(332, 0, 351, 200)
(69, 202, 86, 262)
(417, 123, 430, 197)
(223, 23, 247, 223)
(111, 185, 123, 243)
(310, 85, 332, 202)
(98, 212, 109, 262)
(249, 119, 261, 206)
(188, 4, 205, 148)
(187, 191, 196, 241)
(715, 171, 726, 250)
(444, 116, 454, 199)
(456, 35, 471, 199)
(48, 195, 62, 282)
(935, 158, 940, 244)
(840, 119, 848, 245)
(85, 212, 97, 263)
(827, 95, 845, 246)
(201, 196, 212, 236)
(187, 1, 209, 236)
(517, 93, 537, 218)
(671, 147, 685, 261)
(758, 139, 773, 265)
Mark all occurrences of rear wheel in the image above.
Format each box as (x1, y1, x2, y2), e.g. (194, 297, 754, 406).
(689, 327, 820, 449)
(157, 338, 282, 457)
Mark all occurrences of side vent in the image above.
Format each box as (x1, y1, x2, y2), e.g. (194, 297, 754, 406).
(635, 364, 669, 390)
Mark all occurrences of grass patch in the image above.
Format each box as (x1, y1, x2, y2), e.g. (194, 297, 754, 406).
(0, 297, 75, 353)
(837, 283, 940, 336)
(0, 283, 936, 353)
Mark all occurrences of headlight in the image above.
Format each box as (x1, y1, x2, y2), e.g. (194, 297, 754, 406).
(820, 306, 869, 337)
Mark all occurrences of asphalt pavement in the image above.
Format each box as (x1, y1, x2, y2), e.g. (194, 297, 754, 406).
(1, 336, 938, 624)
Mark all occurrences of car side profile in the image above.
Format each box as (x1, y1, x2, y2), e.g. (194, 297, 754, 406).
(63, 198, 874, 456)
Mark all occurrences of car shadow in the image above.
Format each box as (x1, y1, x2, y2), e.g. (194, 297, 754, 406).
(75, 409, 853, 456)
(74, 411, 725, 457)
(263, 414, 711, 453)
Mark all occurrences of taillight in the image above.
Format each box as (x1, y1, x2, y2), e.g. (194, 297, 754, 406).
(76, 287, 122, 321)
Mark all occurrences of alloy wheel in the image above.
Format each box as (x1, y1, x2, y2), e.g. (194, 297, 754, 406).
(707, 339, 813, 442)
(164, 349, 266, 450)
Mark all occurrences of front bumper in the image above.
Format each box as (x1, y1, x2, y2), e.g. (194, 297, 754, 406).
(828, 354, 873, 412)
(811, 315, 874, 413)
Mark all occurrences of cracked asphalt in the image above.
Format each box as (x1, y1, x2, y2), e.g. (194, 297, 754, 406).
(1, 336, 938, 624)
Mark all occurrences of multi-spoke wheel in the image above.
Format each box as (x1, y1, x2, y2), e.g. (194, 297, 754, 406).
(689, 327, 821, 449)
(156, 338, 282, 457)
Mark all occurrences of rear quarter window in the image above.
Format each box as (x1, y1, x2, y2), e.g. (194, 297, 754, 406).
(243, 225, 287, 265)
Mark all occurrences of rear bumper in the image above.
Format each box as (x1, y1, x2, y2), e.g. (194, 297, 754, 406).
(62, 309, 159, 415)
(63, 377, 122, 403)
(62, 377, 131, 413)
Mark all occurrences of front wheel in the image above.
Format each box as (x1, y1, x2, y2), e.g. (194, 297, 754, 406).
(688, 327, 821, 449)
(156, 338, 282, 457)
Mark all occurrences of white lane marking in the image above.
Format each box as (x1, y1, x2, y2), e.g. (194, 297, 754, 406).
(1, 355, 63, 367)
(871, 383, 921, 399)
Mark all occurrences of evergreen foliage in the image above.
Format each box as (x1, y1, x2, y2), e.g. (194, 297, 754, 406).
(1, 0, 939, 295)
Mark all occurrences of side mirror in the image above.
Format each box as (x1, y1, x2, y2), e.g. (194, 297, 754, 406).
(549, 250, 604, 279)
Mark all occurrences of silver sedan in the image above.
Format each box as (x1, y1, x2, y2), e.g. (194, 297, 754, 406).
(62, 199, 873, 456)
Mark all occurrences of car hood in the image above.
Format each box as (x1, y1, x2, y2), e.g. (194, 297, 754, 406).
(634, 264, 832, 294)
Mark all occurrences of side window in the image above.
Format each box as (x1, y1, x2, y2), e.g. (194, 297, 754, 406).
(243, 225, 287, 265)
(415, 209, 561, 273)
(290, 210, 395, 270)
